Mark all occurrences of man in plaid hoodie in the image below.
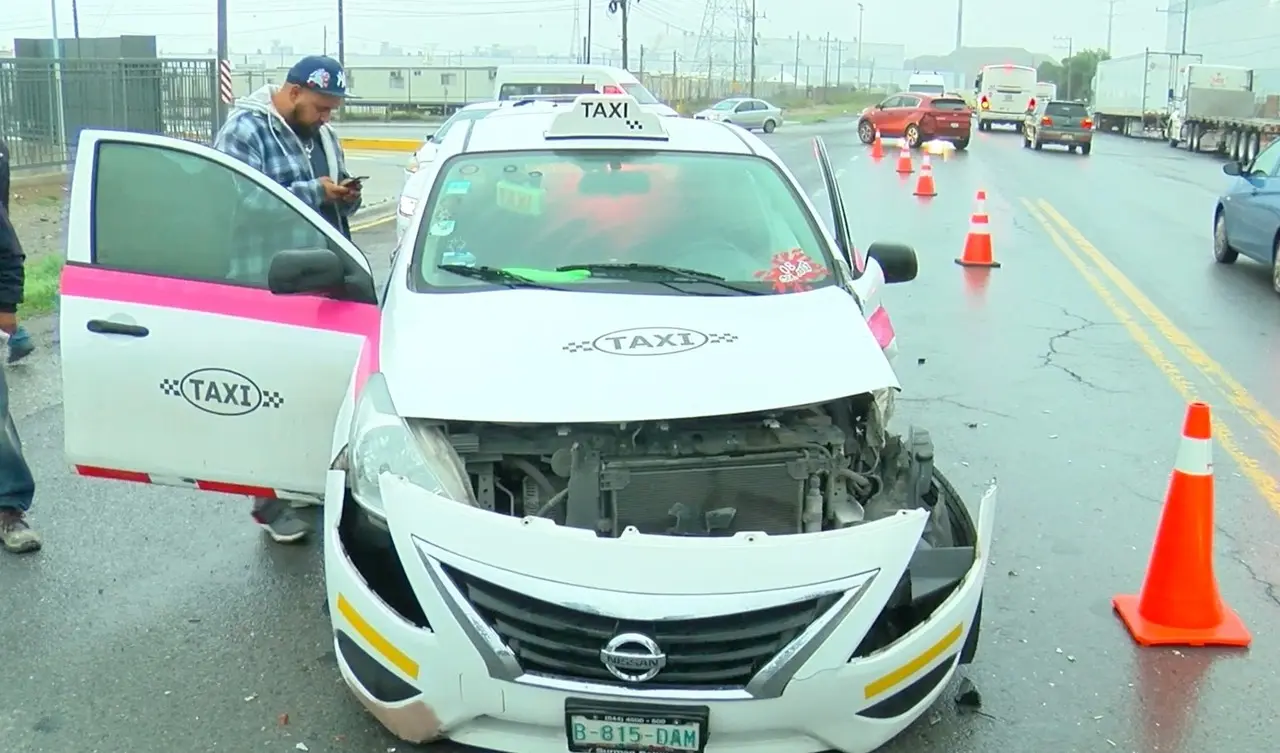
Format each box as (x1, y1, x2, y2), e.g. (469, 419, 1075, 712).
(214, 54, 362, 544)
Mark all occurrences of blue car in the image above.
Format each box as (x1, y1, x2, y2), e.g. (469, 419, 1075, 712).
(1215, 142, 1280, 290)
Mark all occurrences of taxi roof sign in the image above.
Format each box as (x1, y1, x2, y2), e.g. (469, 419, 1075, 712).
(545, 94, 669, 141)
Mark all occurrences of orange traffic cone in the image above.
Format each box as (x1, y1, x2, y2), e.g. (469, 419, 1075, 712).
(954, 190, 999, 267)
(1112, 403, 1252, 648)
(870, 129, 884, 160)
(895, 142, 913, 174)
(913, 154, 936, 197)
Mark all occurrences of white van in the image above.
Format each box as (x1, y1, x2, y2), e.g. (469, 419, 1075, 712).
(907, 72, 947, 96)
(493, 64, 679, 116)
(974, 64, 1038, 131)
(1035, 81, 1058, 101)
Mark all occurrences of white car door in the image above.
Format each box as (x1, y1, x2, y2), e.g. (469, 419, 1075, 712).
(61, 129, 380, 501)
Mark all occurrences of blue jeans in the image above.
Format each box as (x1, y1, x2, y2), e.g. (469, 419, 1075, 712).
(0, 364, 34, 512)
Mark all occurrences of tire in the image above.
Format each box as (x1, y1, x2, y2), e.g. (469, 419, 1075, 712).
(857, 119, 875, 144)
(762, 119, 777, 133)
(905, 123, 921, 148)
(1033, 138, 1043, 150)
(1080, 143, 1091, 156)
(1272, 234, 1280, 294)
(1213, 210, 1238, 264)
(954, 139, 969, 151)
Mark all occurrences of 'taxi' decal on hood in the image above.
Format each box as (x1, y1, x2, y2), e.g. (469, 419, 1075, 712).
(563, 327, 738, 356)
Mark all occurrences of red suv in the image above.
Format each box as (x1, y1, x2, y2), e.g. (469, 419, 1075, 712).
(857, 93, 973, 150)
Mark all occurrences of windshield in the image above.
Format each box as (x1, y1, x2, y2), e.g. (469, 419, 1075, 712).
(620, 82, 660, 105)
(712, 99, 740, 110)
(409, 151, 835, 296)
(432, 108, 492, 141)
(498, 83, 597, 100)
(908, 84, 945, 95)
(930, 98, 969, 111)
(1045, 102, 1088, 118)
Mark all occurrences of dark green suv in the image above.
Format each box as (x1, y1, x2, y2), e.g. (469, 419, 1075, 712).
(1023, 100, 1093, 155)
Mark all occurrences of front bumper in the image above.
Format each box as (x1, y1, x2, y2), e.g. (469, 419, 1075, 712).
(323, 471, 998, 753)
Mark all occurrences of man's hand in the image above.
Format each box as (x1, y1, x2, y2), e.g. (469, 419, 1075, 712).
(318, 176, 352, 203)
(341, 182, 362, 205)
(0, 312, 18, 335)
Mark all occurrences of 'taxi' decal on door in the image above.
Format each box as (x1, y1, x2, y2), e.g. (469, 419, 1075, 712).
(160, 368, 284, 416)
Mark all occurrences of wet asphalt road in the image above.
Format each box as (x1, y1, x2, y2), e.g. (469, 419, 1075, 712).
(3, 122, 1280, 753)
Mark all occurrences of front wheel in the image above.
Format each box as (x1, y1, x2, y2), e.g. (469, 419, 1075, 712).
(905, 123, 922, 147)
(1214, 211, 1239, 264)
(857, 119, 875, 144)
(1272, 235, 1280, 294)
(762, 119, 777, 133)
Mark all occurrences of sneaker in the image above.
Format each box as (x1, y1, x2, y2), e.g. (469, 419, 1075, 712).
(7, 327, 34, 364)
(0, 509, 42, 553)
(251, 497, 310, 544)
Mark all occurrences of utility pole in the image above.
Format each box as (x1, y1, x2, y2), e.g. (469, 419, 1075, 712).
(639, 44, 645, 75)
(834, 39, 844, 86)
(586, 0, 593, 63)
(49, 0, 68, 151)
(823, 32, 831, 91)
(608, 0, 632, 71)
(747, 0, 763, 96)
(793, 32, 801, 86)
(856, 3, 865, 88)
(1156, 2, 1190, 54)
(337, 0, 346, 68)
(216, 0, 229, 124)
(71, 0, 81, 40)
(1106, 0, 1118, 55)
(1054, 35, 1074, 99)
(955, 0, 964, 51)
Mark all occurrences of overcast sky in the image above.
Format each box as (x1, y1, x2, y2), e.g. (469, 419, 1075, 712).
(6, 0, 1166, 60)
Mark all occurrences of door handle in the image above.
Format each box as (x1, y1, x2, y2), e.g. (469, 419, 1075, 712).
(86, 319, 149, 337)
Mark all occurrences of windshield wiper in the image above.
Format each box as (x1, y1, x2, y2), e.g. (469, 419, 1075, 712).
(555, 263, 762, 295)
(437, 264, 560, 290)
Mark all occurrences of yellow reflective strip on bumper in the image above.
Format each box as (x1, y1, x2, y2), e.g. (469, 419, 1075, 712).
(863, 623, 964, 699)
(336, 593, 420, 680)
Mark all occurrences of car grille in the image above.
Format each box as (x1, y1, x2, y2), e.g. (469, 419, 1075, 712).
(441, 563, 837, 689)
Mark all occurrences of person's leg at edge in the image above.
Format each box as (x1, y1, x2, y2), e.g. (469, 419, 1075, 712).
(251, 496, 310, 544)
(0, 364, 39, 553)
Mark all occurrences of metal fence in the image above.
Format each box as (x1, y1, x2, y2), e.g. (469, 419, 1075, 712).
(0, 57, 219, 170)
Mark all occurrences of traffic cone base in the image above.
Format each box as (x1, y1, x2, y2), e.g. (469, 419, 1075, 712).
(1112, 402, 1252, 649)
(1112, 593, 1251, 647)
(914, 156, 936, 197)
(954, 257, 1001, 268)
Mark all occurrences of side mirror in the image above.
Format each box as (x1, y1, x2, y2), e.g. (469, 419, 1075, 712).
(867, 242, 918, 284)
(268, 248, 346, 295)
(1223, 161, 1242, 177)
(875, 103, 884, 110)
(424, 134, 435, 143)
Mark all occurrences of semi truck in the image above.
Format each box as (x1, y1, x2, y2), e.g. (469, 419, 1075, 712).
(1091, 50, 1202, 136)
(1166, 64, 1280, 163)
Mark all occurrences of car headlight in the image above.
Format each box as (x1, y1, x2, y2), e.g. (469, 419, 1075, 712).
(397, 194, 418, 217)
(406, 153, 420, 173)
(348, 372, 474, 521)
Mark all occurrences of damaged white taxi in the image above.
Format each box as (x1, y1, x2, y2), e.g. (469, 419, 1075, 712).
(59, 93, 997, 753)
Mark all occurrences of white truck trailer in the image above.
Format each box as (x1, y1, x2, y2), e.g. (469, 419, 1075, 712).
(1092, 50, 1202, 137)
(1167, 64, 1280, 163)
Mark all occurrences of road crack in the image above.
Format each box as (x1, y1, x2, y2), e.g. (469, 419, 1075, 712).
(1037, 310, 1126, 393)
(897, 395, 1014, 419)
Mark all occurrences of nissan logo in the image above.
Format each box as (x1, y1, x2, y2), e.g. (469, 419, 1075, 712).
(600, 632, 666, 683)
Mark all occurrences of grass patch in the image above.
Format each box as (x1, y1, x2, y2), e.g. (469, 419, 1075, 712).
(785, 94, 885, 124)
(19, 255, 63, 317)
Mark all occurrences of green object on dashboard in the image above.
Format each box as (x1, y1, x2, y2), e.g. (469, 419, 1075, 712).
(501, 267, 593, 282)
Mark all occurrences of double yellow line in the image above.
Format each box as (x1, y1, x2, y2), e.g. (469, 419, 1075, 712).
(1021, 198, 1280, 514)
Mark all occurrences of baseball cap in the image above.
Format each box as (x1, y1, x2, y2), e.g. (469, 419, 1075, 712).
(285, 55, 348, 98)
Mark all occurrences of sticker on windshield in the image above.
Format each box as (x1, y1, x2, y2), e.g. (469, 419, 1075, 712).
(496, 180, 544, 216)
(429, 219, 455, 236)
(459, 165, 479, 176)
(755, 249, 830, 293)
(444, 180, 470, 195)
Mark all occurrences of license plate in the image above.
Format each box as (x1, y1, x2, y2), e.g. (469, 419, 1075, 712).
(566, 698, 709, 753)
(1061, 134, 1074, 140)
(950, 122, 960, 128)
(1001, 94, 1013, 102)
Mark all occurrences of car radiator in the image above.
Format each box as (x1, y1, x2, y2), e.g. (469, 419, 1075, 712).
(599, 451, 808, 537)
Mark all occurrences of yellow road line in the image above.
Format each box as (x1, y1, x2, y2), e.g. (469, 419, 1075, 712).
(1038, 200, 1280, 467)
(1021, 199, 1280, 514)
(350, 213, 395, 233)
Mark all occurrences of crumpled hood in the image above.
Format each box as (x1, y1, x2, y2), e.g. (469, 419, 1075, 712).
(381, 285, 900, 423)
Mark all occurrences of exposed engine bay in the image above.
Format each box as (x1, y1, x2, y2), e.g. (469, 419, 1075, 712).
(406, 391, 958, 548)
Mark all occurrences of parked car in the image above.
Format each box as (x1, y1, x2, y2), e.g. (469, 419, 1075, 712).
(857, 93, 972, 149)
(1022, 99, 1093, 154)
(693, 97, 784, 133)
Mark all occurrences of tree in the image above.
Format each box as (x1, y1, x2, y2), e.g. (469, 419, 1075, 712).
(1037, 49, 1110, 102)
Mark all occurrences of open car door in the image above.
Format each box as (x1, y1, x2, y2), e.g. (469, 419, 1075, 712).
(60, 129, 381, 502)
(813, 136, 896, 356)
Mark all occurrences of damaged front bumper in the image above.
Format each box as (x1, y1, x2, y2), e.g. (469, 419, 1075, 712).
(323, 471, 998, 753)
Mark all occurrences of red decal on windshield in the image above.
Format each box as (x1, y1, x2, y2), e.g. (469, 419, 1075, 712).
(756, 249, 829, 293)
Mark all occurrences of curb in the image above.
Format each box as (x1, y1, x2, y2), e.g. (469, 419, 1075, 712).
(351, 199, 397, 231)
(338, 137, 421, 153)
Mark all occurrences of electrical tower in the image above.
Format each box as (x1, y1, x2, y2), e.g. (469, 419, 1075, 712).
(695, 0, 736, 72)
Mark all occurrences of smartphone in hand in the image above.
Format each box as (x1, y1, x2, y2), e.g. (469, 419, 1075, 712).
(342, 175, 369, 189)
